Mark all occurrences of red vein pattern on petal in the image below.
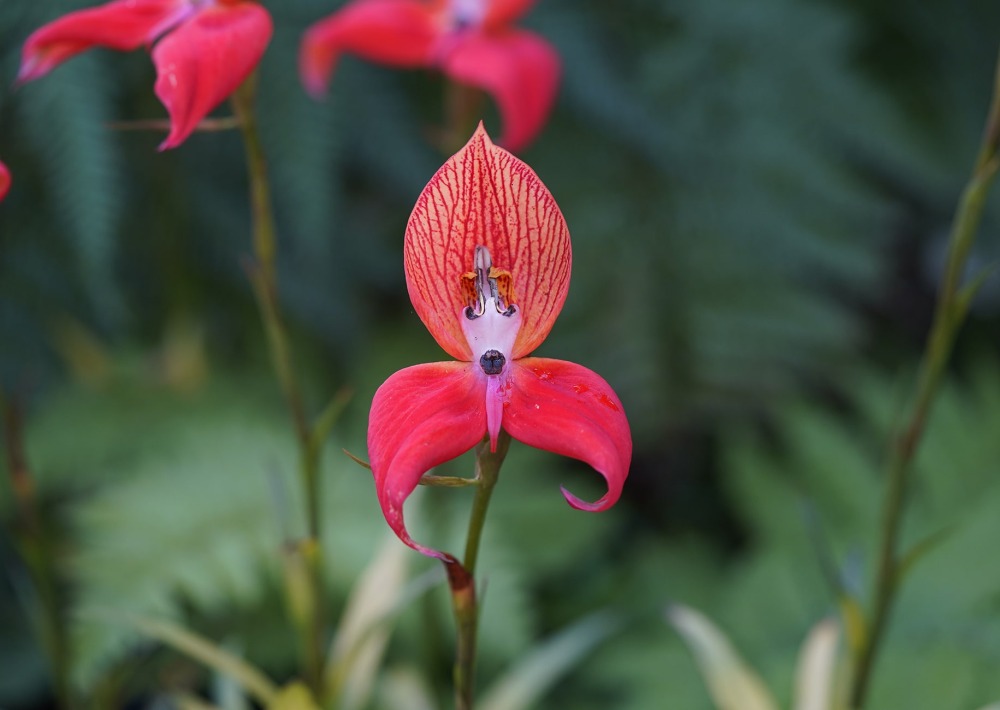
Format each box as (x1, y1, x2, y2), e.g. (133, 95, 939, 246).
(18, 0, 189, 83)
(404, 124, 570, 361)
(152, 2, 272, 150)
(299, 0, 440, 98)
(368, 361, 487, 559)
(504, 358, 631, 511)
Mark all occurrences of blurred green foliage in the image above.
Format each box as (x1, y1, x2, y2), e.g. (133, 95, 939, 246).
(2, 0, 1000, 708)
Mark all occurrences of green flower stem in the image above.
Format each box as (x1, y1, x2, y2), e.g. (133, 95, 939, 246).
(448, 431, 511, 710)
(1, 393, 74, 710)
(443, 80, 485, 154)
(849, 51, 1000, 709)
(230, 76, 326, 697)
(420, 474, 480, 487)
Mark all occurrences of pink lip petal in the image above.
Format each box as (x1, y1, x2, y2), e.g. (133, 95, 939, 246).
(18, 0, 189, 83)
(368, 361, 487, 559)
(504, 358, 632, 512)
(439, 28, 559, 152)
(299, 0, 440, 98)
(152, 2, 272, 150)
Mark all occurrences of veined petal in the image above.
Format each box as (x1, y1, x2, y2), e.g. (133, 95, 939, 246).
(440, 29, 559, 152)
(368, 361, 487, 559)
(18, 0, 189, 83)
(152, 2, 272, 150)
(483, 0, 538, 29)
(504, 358, 631, 511)
(299, 0, 440, 97)
(0, 160, 10, 201)
(404, 123, 570, 361)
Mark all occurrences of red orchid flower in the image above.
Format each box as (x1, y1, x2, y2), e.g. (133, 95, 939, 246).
(0, 160, 10, 201)
(19, 0, 273, 150)
(300, 0, 559, 152)
(368, 123, 631, 559)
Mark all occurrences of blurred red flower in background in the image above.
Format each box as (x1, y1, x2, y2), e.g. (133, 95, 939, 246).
(300, 0, 560, 152)
(19, 0, 273, 150)
(367, 124, 631, 559)
(0, 160, 10, 201)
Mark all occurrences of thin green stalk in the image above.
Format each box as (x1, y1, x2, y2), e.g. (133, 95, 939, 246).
(2, 393, 74, 710)
(229, 76, 326, 697)
(462, 435, 509, 575)
(443, 80, 485, 154)
(230, 78, 307, 443)
(447, 431, 511, 710)
(849, 50, 1000, 708)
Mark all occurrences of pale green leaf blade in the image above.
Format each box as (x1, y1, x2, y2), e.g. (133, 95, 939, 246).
(326, 534, 410, 710)
(478, 611, 620, 710)
(666, 604, 780, 710)
(793, 618, 840, 710)
(378, 668, 439, 710)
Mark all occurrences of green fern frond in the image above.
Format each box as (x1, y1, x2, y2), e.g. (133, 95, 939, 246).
(16, 53, 124, 328)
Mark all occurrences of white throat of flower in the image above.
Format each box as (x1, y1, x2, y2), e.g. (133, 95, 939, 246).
(449, 0, 487, 29)
(461, 245, 522, 451)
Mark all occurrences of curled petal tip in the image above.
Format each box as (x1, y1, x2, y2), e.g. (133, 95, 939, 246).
(505, 359, 631, 512)
(157, 135, 179, 151)
(302, 72, 329, 100)
(299, 29, 333, 98)
(17, 0, 193, 85)
(299, 0, 438, 98)
(152, 3, 272, 149)
(368, 362, 487, 559)
(396, 526, 453, 561)
(17, 48, 63, 85)
(560, 485, 616, 513)
(441, 29, 560, 152)
(16, 60, 43, 85)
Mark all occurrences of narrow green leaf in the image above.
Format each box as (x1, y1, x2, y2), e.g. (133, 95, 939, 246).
(793, 618, 840, 710)
(378, 667, 439, 710)
(89, 611, 278, 706)
(478, 611, 620, 710)
(308, 388, 352, 457)
(896, 526, 955, 586)
(419, 474, 479, 487)
(325, 536, 408, 708)
(666, 604, 779, 710)
(954, 262, 999, 322)
(325, 535, 411, 710)
(343, 448, 372, 470)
